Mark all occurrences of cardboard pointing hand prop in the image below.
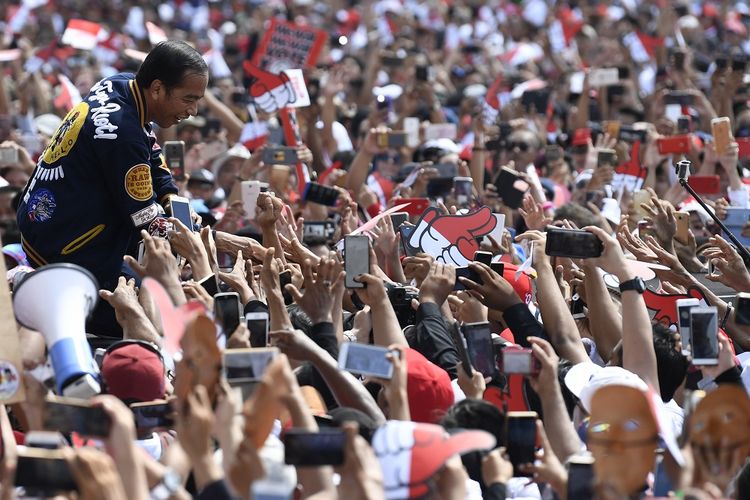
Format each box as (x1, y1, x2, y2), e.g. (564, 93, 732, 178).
(244, 62, 296, 113)
(407, 207, 497, 266)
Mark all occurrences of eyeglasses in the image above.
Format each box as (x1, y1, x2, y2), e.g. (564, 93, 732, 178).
(508, 142, 531, 152)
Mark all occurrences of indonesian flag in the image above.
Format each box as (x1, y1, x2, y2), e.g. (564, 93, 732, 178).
(146, 21, 167, 45)
(240, 121, 269, 151)
(53, 74, 82, 112)
(498, 42, 544, 67)
(61, 19, 102, 50)
(623, 31, 663, 63)
(483, 73, 504, 125)
(6, 5, 31, 34)
(203, 49, 232, 79)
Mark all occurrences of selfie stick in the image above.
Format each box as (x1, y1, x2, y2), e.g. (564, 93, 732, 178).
(676, 160, 750, 267)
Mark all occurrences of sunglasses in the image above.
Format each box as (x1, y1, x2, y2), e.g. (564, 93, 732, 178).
(508, 142, 531, 152)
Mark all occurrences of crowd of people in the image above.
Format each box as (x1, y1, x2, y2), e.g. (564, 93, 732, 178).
(2, 0, 750, 498)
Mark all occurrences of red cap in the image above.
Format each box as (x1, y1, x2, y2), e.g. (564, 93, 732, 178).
(500, 263, 534, 304)
(102, 344, 165, 403)
(405, 348, 454, 423)
(572, 128, 591, 147)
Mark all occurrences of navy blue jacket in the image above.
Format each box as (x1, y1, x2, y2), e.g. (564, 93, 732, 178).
(17, 73, 177, 287)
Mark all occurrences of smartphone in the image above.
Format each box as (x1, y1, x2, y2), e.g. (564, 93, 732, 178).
(137, 239, 145, 265)
(597, 149, 617, 168)
(672, 50, 686, 71)
(43, 397, 112, 437)
(25, 431, 68, 450)
(0, 146, 19, 165)
(544, 227, 603, 259)
(454, 266, 483, 291)
(214, 292, 242, 335)
(241, 180, 269, 219)
(567, 455, 595, 500)
(494, 167, 529, 209)
(664, 91, 695, 106)
(344, 235, 370, 289)
(603, 120, 621, 139)
(474, 251, 493, 266)
(490, 262, 505, 276)
(690, 307, 719, 366)
(454, 176, 473, 206)
(589, 67, 619, 87)
(302, 221, 334, 243)
(676, 115, 691, 134)
(686, 175, 721, 195)
(462, 322, 497, 378)
(246, 312, 269, 348)
(263, 147, 298, 166)
(657, 136, 691, 155)
(416, 65, 429, 82)
(676, 298, 699, 356)
(130, 400, 174, 430)
(223, 347, 278, 382)
(674, 211, 689, 244)
(389, 212, 409, 230)
(571, 292, 586, 319)
(711, 117, 732, 156)
(521, 89, 550, 114)
(338, 342, 394, 379)
(15, 447, 78, 493)
(450, 322, 473, 377)
(164, 141, 185, 181)
(393, 198, 430, 216)
(303, 182, 339, 206)
(283, 429, 346, 466)
(506, 411, 538, 477)
(497, 347, 541, 375)
(170, 195, 193, 232)
(735, 292, 750, 326)
(376, 131, 407, 148)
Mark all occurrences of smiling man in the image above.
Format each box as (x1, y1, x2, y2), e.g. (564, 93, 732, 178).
(17, 40, 208, 336)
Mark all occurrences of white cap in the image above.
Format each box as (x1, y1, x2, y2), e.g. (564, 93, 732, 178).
(564, 363, 648, 413)
(34, 114, 62, 137)
(422, 138, 461, 154)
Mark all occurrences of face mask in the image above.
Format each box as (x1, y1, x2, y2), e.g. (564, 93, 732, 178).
(588, 385, 659, 495)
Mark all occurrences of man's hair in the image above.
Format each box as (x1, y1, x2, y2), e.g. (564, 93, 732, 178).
(440, 399, 506, 447)
(136, 40, 208, 91)
(653, 322, 689, 402)
(552, 203, 600, 229)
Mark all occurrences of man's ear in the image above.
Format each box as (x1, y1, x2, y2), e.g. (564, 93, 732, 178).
(149, 79, 164, 99)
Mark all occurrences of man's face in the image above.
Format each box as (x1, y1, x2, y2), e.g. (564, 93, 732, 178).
(507, 131, 537, 167)
(153, 72, 208, 129)
(690, 386, 750, 459)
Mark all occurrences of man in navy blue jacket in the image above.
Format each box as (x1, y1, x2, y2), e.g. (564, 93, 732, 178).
(17, 40, 208, 336)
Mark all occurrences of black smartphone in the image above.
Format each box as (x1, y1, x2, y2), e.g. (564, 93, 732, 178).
(544, 227, 603, 259)
(416, 65, 429, 82)
(597, 149, 617, 168)
(664, 91, 695, 106)
(376, 131, 407, 148)
(490, 262, 505, 276)
(677, 115, 691, 134)
(494, 167, 529, 209)
(164, 141, 185, 181)
(736, 293, 750, 326)
(454, 266, 483, 291)
(214, 292, 242, 335)
(389, 212, 409, 230)
(450, 322, 473, 377)
(284, 429, 346, 466)
(263, 146, 298, 166)
(521, 89, 550, 114)
(567, 456, 595, 500)
(506, 411, 538, 477)
(462, 322, 497, 378)
(344, 235, 370, 289)
(223, 348, 279, 382)
(130, 401, 174, 430)
(43, 398, 112, 437)
(16, 448, 78, 493)
(474, 251, 493, 266)
(303, 182, 339, 206)
(279, 269, 293, 304)
(690, 307, 719, 366)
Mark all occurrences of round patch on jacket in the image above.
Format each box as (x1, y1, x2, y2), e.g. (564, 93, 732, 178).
(124, 164, 153, 201)
(42, 102, 89, 164)
(27, 189, 57, 222)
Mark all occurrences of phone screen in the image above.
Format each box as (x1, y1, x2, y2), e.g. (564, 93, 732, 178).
(677, 301, 698, 355)
(737, 294, 750, 326)
(340, 343, 393, 379)
(43, 402, 112, 437)
(691, 309, 718, 363)
(16, 452, 78, 492)
(284, 430, 346, 466)
(164, 141, 185, 181)
(247, 316, 269, 347)
(344, 235, 369, 288)
(215, 293, 241, 335)
(545, 229, 603, 259)
(502, 350, 532, 374)
(223, 349, 278, 382)
(131, 402, 174, 430)
(170, 199, 192, 231)
(474, 251, 493, 266)
(390, 212, 408, 230)
(450, 323, 473, 377)
(506, 414, 537, 477)
(303, 183, 339, 206)
(463, 323, 496, 377)
(567, 462, 595, 500)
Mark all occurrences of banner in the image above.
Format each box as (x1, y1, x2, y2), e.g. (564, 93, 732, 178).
(251, 19, 327, 74)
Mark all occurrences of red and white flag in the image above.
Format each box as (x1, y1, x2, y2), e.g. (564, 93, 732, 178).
(53, 74, 82, 112)
(61, 19, 102, 51)
(240, 121, 269, 151)
(146, 21, 167, 45)
(498, 42, 544, 67)
(203, 49, 232, 79)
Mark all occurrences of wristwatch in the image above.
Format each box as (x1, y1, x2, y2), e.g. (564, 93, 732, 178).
(618, 277, 646, 294)
(151, 469, 181, 500)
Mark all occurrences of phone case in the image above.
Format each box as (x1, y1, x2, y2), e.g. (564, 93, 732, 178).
(711, 117, 732, 155)
(657, 135, 691, 155)
(687, 175, 721, 195)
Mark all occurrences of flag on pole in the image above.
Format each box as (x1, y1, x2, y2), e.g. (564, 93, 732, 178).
(61, 19, 102, 50)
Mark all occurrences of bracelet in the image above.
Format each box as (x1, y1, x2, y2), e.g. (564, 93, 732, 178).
(721, 303, 733, 330)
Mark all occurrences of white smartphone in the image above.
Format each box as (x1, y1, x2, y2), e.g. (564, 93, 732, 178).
(246, 312, 269, 348)
(690, 306, 719, 366)
(223, 347, 279, 382)
(344, 235, 370, 289)
(675, 298, 699, 356)
(241, 180, 268, 220)
(169, 195, 193, 232)
(588, 68, 619, 87)
(137, 240, 145, 265)
(338, 343, 394, 379)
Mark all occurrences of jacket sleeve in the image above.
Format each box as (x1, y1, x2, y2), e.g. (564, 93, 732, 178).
(413, 302, 460, 379)
(502, 303, 548, 348)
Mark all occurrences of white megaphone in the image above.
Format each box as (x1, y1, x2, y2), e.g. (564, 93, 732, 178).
(13, 263, 101, 399)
